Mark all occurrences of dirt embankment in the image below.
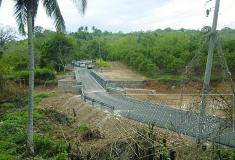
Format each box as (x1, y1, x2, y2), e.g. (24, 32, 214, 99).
(100, 62, 146, 81)
(124, 80, 234, 118)
(99, 62, 234, 118)
(37, 90, 203, 159)
(38, 92, 142, 157)
(145, 80, 233, 94)
(100, 62, 233, 94)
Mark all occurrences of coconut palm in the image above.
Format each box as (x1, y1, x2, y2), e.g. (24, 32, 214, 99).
(0, 0, 87, 155)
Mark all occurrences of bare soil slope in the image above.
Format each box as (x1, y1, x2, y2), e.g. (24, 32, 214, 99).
(38, 92, 143, 155)
(100, 62, 146, 81)
(99, 62, 234, 118)
(37, 90, 200, 159)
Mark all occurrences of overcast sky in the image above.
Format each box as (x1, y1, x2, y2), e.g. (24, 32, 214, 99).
(0, 0, 234, 33)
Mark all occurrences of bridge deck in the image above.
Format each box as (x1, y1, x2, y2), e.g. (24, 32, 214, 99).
(77, 68, 235, 147)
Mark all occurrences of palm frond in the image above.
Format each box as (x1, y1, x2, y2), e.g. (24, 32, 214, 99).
(14, 0, 27, 35)
(72, 0, 87, 15)
(32, 0, 40, 29)
(42, 0, 65, 32)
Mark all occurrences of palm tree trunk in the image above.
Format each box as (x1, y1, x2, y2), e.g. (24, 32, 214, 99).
(27, 10, 34, 155)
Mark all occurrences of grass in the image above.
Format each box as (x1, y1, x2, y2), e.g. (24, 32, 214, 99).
(154, 74, 203, 82)
(78, 123, 90, 133)
(155, 75, 189, 82)
(0, 102, 15, 109)
(34, 92, 53, 104)
(154, 73, 229, 83)
(0, 108, 67, 159)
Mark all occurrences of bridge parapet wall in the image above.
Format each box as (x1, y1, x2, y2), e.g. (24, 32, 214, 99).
(75, 68, 82, 85)
(90, 70, 108, 89)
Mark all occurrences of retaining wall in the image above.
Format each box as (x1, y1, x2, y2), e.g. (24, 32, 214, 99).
(106, 87, 124, 94)
(58, 79, 81, 93)
(107, 80, 146, 88)
(90, 69, 147, 89)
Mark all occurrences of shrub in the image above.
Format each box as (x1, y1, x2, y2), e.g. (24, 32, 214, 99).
(35, 68, 55, 81)
(16, 68, 55, 82)
(34, 135, 67, 159)
(220, 148, 235, 159)
(78, 123, 90, 133)
(96, 59, 111, 68)
(145, 63, 159, 77)
(0, 109, 67, 159)
(16, 70, 28, 80)
(155, 75, 188, 82)
(0, 80, 26, 102)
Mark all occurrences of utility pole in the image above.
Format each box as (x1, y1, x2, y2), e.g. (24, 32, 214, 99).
(99, 39, 101, 59)
(197, 0, 221, 144)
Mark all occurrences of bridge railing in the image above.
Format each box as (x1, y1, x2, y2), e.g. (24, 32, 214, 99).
(74, 68, 82, 85)
(89, 70, 108, 89)
(83, 94, 115, 112)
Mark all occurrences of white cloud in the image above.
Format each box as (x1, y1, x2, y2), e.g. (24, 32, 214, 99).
(0, 1, 16, 27)
(0, 0, 234, 33)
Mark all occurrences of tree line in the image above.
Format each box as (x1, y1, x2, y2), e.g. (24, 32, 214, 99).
(1, 26, 235, 80)
(73, 26, 235, 79)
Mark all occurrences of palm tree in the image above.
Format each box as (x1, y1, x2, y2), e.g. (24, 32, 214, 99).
(0, 0, 87, 155)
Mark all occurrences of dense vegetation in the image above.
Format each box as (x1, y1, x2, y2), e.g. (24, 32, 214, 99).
(1, 26, 235, 82)
(71, 26, 235, 79)
(0, 92, 68, 159)
(1, 25, 235, 101)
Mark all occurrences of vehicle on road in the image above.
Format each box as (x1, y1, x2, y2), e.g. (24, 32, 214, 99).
(80, 63, 86, 68)
(87, 64, 94, 69)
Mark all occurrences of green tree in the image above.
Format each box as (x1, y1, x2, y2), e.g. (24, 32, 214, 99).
(70, 25, 234, 79)
(0, 25, 15, 48)
(225, 51, 235, 74)
(0, 0, 87, 155)
(41, 33, 76, 71)
(0, 25, 16, 58)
